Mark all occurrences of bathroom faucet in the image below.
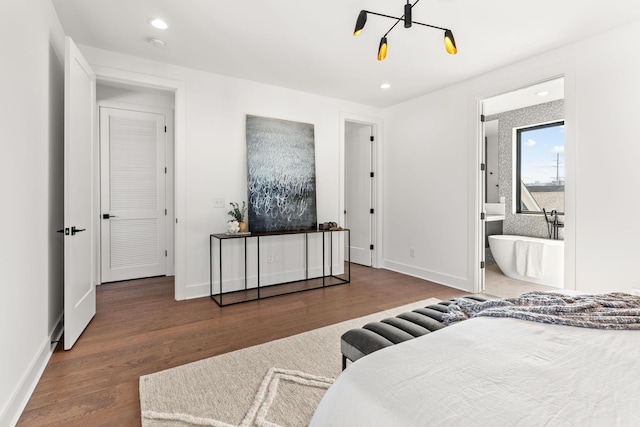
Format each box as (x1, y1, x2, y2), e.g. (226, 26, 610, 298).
(543, 208, 563, 240)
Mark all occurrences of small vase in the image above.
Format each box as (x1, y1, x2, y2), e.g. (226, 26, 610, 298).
(227, 220, 239, 233)
(238, 221, 247, 233)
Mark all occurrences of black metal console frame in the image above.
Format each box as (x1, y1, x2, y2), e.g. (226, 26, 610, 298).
(209, 229, 350, 306)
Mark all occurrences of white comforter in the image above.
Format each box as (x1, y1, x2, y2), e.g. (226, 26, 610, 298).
(310, 317, 640, 426)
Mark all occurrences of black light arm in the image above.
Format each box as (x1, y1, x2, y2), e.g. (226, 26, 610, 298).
(353, 0, 457, 60)
(363, 10, 449, 35)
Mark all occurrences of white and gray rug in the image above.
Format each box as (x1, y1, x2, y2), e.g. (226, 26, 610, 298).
(140, 298, 440, 427)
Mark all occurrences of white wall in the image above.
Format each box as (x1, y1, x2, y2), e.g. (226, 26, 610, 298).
(0, 0, 66, 425)
(383, 84, 472, 289)
(382, 18, 640, 295)
(80, 46, 384, 299)
(573, 20, 640, 294)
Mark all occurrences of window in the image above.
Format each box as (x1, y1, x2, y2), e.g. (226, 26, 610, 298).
(516, 121, 564, 214)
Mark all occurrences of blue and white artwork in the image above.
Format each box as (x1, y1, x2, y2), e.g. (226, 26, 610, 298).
(246, 115, 317, 233)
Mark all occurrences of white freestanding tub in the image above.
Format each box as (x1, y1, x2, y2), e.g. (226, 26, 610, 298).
(488, 235, 564, 288)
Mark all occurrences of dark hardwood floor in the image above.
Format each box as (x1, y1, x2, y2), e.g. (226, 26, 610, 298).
(18, 264, 466, 426)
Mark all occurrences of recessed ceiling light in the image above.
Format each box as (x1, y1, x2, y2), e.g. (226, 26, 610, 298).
(380, 83, 391, 89)
(148, 18, 168, 30)
(536, 90, 550, 97)
(146, 37, 166, 48)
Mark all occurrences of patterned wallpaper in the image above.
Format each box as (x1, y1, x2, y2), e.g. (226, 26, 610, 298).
(485, 99, 565, 240)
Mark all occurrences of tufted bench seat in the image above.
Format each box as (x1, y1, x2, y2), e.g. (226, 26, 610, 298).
(341, 295, 488, 370)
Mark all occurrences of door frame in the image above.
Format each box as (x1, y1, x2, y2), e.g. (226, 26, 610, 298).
(90, 65, 186, 300)
(340, 112, 383, 268)
(473, 73, 576, 294)
(344, 121, 373, 267)
(97, 101, 175, 281)
(478, 113, 487, 293)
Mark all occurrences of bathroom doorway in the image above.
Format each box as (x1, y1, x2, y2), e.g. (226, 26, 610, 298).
(480, 77, 566, 298)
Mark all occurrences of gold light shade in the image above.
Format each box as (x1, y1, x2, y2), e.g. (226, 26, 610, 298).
(444, 29, 457, 55)
(377, 37, 388, 61)
(354, 10, 367, 36)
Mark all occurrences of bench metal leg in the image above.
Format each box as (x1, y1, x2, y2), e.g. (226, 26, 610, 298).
(342, 355, 348, 371)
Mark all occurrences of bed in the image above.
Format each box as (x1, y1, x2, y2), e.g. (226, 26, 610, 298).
(310, 293, 640, 426)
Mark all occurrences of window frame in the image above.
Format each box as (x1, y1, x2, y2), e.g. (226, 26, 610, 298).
(515, 120, 565, 215)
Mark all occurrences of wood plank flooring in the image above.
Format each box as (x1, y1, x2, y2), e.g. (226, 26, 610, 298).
(18, 264, 466, 426)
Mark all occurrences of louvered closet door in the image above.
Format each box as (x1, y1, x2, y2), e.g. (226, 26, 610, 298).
(100, 107, 166, 283)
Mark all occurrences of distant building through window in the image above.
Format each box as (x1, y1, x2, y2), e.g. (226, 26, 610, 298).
(516, 121, 565, 214)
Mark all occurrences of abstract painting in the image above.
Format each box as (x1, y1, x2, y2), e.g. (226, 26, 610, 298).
(246, 115, 317, 233)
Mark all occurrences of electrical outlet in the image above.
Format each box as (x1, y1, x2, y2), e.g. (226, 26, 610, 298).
(630, 288, 640, 296)
(213, 197, 225, 208)
(275, 254, 281, 262)
(267, 255, 274, 263)
(409, 247, 415, 257)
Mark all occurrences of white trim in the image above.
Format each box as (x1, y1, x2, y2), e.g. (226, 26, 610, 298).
(339, 112, 384, 268)
(382, 260, 469, 291)
(97, 99, 172, 117)
(90, 65, 187, 300)
(1, 316, 63, 427)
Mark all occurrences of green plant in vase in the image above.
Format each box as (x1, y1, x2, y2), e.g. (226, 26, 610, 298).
(227, 201, 248, 233)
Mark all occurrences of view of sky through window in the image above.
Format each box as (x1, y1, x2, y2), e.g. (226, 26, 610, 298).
(519, 123, 564, 185)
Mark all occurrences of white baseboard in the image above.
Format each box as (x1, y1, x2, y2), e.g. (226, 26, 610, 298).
(185, 265, 347, 300)
(382, 260, 470, 292)
(1, 315, 64, 427)
(185, 281, 210, 300)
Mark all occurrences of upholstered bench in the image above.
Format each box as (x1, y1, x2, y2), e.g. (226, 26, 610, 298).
(341, 295, 488, 370)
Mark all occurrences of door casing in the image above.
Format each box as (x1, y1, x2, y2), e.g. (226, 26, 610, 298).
(345, 122, 373, 266)
(340, 112, 383, 268)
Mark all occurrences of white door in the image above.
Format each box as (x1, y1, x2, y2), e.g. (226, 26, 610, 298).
(345, 123, 373, 266)
(100, 107, 167, 283)
(64, 37, 96, 350)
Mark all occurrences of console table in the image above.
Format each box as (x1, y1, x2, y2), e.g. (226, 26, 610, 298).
(209, 229, 350, 306)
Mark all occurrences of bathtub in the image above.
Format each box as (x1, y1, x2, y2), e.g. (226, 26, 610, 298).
(488, 235, 564, 288)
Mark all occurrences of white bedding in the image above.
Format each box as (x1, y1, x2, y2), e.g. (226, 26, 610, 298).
(310, 317, 640, 426)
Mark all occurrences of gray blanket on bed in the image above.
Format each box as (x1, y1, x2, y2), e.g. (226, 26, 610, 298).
(444, 292, 640, 330)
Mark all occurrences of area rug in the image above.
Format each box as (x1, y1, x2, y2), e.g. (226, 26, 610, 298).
(140, 297, 440, 427)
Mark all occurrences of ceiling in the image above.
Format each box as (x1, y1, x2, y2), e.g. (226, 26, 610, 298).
(52, 0, 640, 108)
(483, 77, 564, 116)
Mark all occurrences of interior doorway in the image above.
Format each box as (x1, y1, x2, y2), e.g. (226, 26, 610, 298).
(96, 82, 175, 283)
(479, 77, 566, 298)
(344, 121, 375, 267)
(99, 106, 167, 282)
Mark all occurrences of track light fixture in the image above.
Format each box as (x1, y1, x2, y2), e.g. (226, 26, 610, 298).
(353, 0, 457, 61)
